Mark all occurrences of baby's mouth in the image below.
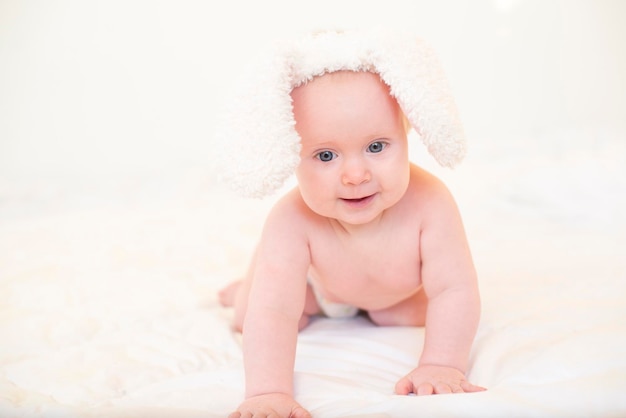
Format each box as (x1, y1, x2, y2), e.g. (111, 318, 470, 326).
(344, 196, 369, 203)
(340, 194, 375, 206)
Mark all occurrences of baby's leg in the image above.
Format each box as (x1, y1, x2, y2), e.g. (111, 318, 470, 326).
(367, 287, 427, 327)
(217, 246, 258, 331)
(299, 285, 322, 329)
(218, 281, 240, 307)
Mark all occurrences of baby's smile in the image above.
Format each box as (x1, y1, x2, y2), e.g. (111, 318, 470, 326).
(340, 194, 376, 207)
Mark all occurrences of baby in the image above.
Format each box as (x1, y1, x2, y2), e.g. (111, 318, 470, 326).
(218, 30, 484, 418)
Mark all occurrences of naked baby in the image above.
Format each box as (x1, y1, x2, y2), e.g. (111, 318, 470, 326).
(217, 30, 484, 418)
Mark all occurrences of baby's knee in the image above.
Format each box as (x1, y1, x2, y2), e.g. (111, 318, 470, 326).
(232, 306, 246, 332)
(368, 309, 425, 327)
(367, 292, 427, 327)
(232, 318, 244, 333)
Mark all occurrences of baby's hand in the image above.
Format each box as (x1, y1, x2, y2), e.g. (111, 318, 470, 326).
(228, 393, 311, 418)
(395, 364, 486, 396)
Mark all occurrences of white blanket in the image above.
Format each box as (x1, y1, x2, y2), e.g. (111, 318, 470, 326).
(1, 130, 625, 417)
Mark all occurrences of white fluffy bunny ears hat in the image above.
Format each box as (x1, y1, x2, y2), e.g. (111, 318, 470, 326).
(215, 29, 465, 198)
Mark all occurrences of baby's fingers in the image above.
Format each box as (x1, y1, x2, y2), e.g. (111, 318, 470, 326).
(396, 379, 455, 396)
(428, 381, 485, 395)
(460, 380, 487, 393)
(394, 377, 415, 395)
(291, 406, 313, 418)
(434, 382, 455, 394)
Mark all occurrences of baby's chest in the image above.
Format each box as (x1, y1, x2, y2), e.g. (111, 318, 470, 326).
(309, 232, 421, 292)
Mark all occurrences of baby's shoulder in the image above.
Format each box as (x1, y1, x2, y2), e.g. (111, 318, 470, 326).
(256, 189, 316, 245)
(408, 164, 453, 196)
(405, 164, 458, 212)
(264, 187, 318, 227)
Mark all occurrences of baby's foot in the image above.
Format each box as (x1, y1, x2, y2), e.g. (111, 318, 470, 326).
(218, 280, 241, 307)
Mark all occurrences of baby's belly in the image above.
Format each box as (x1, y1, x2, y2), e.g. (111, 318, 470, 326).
(308, 270, 422, 311)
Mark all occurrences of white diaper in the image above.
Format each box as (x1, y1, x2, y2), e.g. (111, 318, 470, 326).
(309, 279, 359, 319)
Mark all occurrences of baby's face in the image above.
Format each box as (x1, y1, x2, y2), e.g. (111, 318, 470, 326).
(292, 71, 411, 226)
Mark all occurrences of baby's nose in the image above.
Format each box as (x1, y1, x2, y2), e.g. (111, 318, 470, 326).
(341, 158, 371, 185)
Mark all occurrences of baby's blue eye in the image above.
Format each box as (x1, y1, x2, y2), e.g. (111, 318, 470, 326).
(368, 141, 386, 153)
(317, 151, 336, 162)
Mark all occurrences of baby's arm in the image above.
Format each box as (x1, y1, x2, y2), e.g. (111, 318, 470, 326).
(231, 196, 313, 417)
(397, 179, 484, 395)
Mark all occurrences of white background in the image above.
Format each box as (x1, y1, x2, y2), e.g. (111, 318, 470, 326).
(1, 3, 625, 416)
(1, 0, 624, 184)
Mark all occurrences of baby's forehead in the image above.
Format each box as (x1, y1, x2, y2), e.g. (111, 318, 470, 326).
(290, 70, 396, 109)
(291, 70, 407, 145)
(293, 70, 389, 92)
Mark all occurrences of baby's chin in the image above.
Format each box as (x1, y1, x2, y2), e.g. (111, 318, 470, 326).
(331, 197, 393, 227)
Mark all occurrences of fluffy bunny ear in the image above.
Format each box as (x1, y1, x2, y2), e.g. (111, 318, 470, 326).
(213, 42, 301, 199)
(372, 32, 466, 169)
(214, 29, 466, 199)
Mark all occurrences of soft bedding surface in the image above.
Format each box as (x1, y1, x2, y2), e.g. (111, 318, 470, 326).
(1, 130, 626, 417)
